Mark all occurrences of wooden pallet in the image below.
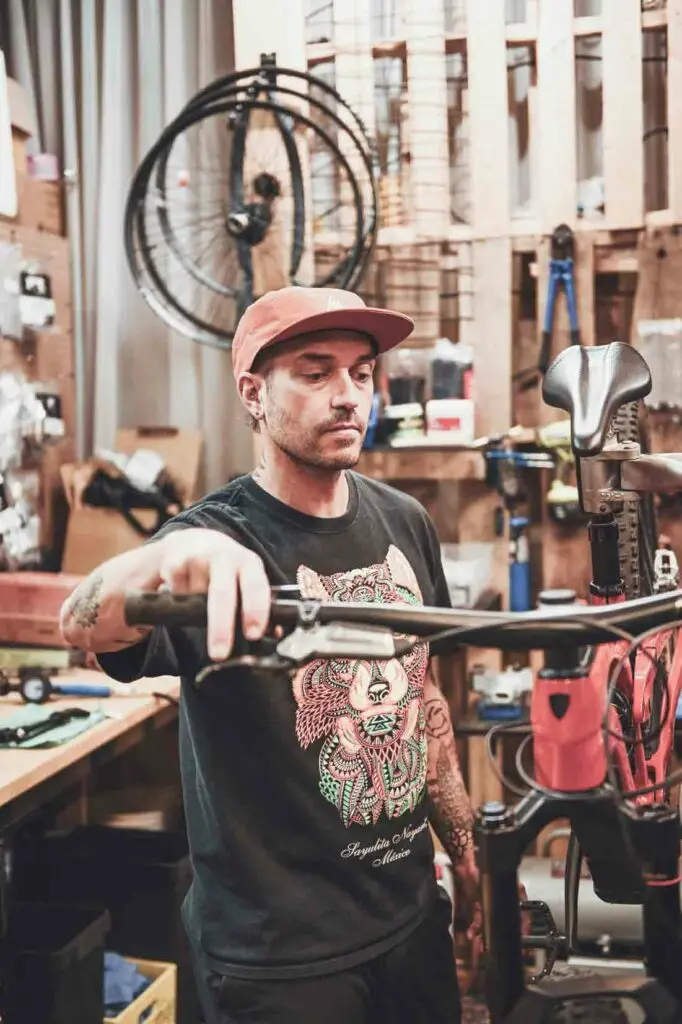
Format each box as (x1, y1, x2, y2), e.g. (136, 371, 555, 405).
(310, 0, 682, 438)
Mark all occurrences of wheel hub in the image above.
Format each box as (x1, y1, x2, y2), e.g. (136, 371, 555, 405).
(226, 173, 282, 245)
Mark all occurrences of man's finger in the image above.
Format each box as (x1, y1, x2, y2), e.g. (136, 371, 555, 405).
(166, 562, 190, 593)
(237, 554, 271, 640)
(187, 558, 210, 594)
(206, 556, 237, 661)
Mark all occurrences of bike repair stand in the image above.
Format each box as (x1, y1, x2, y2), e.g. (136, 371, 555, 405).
(474, 588, 682, 1024)
(484, 444, 552, 612)
(521, 223, 581, 391)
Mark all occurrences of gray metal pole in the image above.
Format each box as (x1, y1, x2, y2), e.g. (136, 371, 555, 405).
(59, 0, 86, 460)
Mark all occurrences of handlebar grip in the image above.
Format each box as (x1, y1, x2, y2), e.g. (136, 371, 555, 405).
(124, 591, 208, 627)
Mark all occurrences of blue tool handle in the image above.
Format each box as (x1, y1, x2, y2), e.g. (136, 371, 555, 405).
(538, 266, 560, 374)
(510, 560, 532, 613)
(542, 267, 559, 335)
(563, 265, 581, 342)
(54, 682, 113, 698)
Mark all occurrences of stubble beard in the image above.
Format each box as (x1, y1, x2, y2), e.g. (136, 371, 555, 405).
(273, 420, 364, 472)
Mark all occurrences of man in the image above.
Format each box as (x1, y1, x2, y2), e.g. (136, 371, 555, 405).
(61, 286, 481, 1024)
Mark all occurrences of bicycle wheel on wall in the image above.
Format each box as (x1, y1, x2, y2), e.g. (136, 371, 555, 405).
(124, 59, 378, 349)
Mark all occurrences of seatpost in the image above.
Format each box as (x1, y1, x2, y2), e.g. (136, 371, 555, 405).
(587, 513, 623, 600)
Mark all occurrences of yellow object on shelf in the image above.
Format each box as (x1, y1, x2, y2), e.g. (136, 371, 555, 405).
(104, 958, 176, 1024)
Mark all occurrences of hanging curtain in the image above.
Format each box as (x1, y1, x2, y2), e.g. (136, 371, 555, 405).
(0, 0, 245, 491)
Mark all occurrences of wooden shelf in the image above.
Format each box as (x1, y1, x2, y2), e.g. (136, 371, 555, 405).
(357, 446, 486, 481)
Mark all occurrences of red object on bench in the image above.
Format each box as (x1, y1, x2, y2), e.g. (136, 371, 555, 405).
(0, 572, 84, 648)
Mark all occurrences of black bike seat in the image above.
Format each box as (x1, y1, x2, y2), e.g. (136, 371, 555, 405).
(542, 342, 652, 457)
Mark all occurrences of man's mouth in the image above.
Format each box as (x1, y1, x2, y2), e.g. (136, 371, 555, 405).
(326, 423, 361, 433)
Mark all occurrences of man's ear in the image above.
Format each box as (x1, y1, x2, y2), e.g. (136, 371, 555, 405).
(238, 371, 264, 421)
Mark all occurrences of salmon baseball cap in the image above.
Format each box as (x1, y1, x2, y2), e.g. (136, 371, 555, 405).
(231, 285, 414, 381)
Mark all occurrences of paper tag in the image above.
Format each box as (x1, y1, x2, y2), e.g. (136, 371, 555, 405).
(125, 448, 166, 492)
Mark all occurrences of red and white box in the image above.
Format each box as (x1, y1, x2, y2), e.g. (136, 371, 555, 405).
(425, 399, 475, 445)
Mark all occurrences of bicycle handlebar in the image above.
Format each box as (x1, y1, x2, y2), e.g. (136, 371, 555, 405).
(123, 588, 682, 652)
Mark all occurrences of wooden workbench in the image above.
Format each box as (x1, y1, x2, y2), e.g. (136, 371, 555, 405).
(0, 669, 180, 830)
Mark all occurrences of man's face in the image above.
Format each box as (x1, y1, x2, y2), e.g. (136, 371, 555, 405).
(253, 330, 376, 470)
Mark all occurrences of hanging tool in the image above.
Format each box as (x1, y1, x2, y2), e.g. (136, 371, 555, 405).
(0, 707, 90, 746)
(520, 224, 581, 391)
(483, 442, 554, 612)
(537, 420, 585, 526)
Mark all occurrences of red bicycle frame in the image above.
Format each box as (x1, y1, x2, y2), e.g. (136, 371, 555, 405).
(532, 587, 682, 802)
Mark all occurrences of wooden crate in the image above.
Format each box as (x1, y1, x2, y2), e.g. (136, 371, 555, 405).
(104, 958, 176, 1024)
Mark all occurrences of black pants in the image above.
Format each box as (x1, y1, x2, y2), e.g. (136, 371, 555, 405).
(195, 895, 461, 1024)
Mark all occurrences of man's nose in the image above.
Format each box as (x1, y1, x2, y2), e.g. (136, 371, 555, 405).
(330, 372, 359, 408)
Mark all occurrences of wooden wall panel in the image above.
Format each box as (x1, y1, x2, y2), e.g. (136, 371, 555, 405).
(332, 0, 375, 138)
(233, 0, 306, 69)
(405, 0, 450, 236)
(667, 1, 682, 222)
(603, 0, 644, 228)
(536, 0, 577, 231)
(631, 227, 682, 336)
(574, 232, 596, 347)
(471, 237, 513, 435)
(465, 0, 510, 237)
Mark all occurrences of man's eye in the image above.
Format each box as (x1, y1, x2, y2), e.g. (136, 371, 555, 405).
(304, 373, 325, 382)
(355, 371, 373, 384)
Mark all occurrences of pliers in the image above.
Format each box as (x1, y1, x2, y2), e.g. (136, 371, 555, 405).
(518, 223, 581, 391)
(538, 223, 581, 375)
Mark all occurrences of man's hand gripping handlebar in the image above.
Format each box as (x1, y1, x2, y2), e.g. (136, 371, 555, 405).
(123, 587, 682, 665)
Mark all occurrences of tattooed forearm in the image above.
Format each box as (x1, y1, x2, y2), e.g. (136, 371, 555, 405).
(424, 691, 453, 739)
(65, 573, 104, 629)
(428, 743, 475, 862)
(59, 543, 166, 652)
(424, 680, 475, 868)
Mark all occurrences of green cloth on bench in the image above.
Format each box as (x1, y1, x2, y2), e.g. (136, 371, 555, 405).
(0, 703, 108, 749)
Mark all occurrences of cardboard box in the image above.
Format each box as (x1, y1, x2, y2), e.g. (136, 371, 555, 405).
(104, 958, 177, 1024)
(61, 427, 203, 575)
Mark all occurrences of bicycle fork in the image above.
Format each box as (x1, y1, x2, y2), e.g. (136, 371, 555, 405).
(475, 794, 682, 1024)
(629, 803, 682, 1002)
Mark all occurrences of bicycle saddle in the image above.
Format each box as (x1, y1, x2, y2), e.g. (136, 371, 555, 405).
(542, 342, 652, 456)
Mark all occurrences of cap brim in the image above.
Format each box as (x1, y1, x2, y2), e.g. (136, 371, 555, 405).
(264, 307, 415, 357)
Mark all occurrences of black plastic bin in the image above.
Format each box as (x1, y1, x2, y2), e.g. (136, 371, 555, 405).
(4, 901, 110, 1024)
(13, 826, 201, 1024)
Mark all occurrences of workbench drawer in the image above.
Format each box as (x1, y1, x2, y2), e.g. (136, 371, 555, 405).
(104, 958, 176, 1024)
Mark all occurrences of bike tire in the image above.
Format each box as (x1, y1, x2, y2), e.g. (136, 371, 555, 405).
(537, 963, 632, 1023)
(607, 400, 658, 599)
